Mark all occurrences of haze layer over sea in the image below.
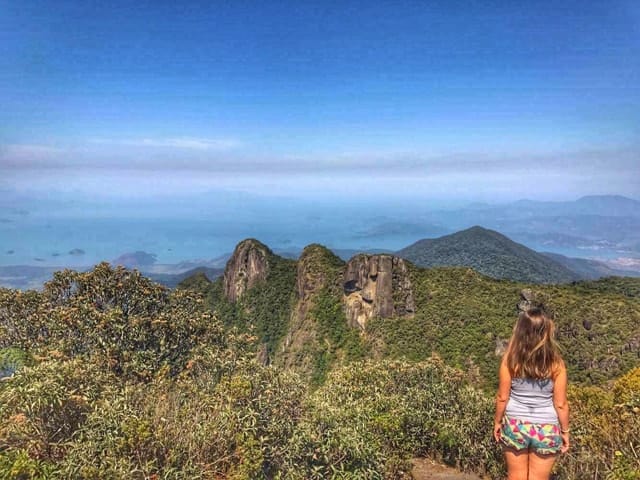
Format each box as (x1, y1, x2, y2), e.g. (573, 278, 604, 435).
(1, 195, 442, 267)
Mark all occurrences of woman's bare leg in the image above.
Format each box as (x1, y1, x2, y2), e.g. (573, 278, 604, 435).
(504, 449, 529, 480)
(528, 452, 557, 480)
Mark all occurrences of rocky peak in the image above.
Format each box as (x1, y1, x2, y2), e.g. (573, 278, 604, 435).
(343, 254, 415, 329)
(223, 239, 271, 302)
(516, 289, 554, 317)
(296, 244, 344, 300)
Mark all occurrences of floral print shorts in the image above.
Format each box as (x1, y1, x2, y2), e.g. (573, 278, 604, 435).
(500, 415, 562, 455)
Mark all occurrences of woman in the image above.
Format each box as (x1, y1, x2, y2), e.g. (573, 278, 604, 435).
(493, 307, 570, 480)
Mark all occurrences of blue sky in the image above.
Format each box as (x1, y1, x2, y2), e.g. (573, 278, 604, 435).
(1, 0, 639, 205)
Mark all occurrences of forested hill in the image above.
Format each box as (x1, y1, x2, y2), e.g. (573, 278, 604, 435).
(184, 238, 640, 387)
(396, 226, 579, 284)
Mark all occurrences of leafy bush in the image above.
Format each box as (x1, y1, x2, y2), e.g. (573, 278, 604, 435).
(554, 378, 640, 479)
(0, 358, 114, 465)
(0, 347, 30, 378)
(55, 360, 307, 479)
(0, 263, 227, 380)
(288, 358, 504, 479)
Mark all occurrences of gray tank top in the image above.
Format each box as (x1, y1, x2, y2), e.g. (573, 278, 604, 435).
(505, 378, 558, 424)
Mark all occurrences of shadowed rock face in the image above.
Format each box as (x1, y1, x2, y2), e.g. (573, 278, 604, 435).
(343, 254, 415, 329)
(223, 239, 270, 302)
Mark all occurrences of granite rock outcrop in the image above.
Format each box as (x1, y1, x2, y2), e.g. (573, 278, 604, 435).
(343, 254, 415, 329)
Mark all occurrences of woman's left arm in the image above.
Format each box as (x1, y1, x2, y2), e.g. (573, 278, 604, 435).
(493, 356, 511, 442)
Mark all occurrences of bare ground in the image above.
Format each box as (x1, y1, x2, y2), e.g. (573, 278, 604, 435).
(411, 458, 486, 480)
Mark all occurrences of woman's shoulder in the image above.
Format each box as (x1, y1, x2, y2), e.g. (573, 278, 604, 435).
(550, 359, 566, 380)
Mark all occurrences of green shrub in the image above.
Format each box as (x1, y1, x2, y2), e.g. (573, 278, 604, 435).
(554, 383, 640, 479)
(0, 264, 229, 380)
(0, 449, 57, 480)
(292, 358, 503, 479)
(0, 358, 114, 465)
(0, 347, 30, 378)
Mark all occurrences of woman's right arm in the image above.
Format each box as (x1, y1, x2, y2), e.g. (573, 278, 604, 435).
(493, 356, 511, 442)
(553, 362, 570, 453)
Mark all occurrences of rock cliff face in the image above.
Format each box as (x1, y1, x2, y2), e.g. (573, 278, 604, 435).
(343, 254, 415, 329)
(223, 239, 271, 303)
(495, 289, 538, 356)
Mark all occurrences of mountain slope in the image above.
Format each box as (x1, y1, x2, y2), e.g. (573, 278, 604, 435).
(149, 266, 223, 288)
(396, 226, 579, 283)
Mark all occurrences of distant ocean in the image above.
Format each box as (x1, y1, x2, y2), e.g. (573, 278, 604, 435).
(0, 214, 425, 268)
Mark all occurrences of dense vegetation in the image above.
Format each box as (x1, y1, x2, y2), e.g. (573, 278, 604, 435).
(397, 226, 579, 284)
(307, 286, 368, 385)
(570, 276, 640, 299)
(289, 244, 369, 385)
(1, 255, 639, 478)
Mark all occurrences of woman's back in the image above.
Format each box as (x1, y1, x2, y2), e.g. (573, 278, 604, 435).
(505, 377, 558, 424)
(493, 308, 570, 480)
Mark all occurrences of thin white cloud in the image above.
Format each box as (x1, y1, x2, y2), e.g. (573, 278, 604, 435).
(91, 136, 241, 150)
(1, 141, 638, 185)
(0, 144, 65, 163)
(0, 138, 242, 169)
(4, 167, 638, 204)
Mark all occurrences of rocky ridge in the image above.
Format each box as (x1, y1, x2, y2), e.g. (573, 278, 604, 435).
(185, 238, 640, 386)
(220, 240, 418, 371)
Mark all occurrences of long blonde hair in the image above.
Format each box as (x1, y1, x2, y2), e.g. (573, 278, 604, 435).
(506, 307, 563, 379)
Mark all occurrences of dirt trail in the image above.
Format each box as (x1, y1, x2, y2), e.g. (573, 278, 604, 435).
(411, 458, 485, 480)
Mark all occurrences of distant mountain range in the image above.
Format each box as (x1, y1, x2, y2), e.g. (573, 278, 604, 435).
(539, 252, 634, 280)
(0, 252, 230, 291)
(465, 195, 640, 217)
(145, 266, 224, 289)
